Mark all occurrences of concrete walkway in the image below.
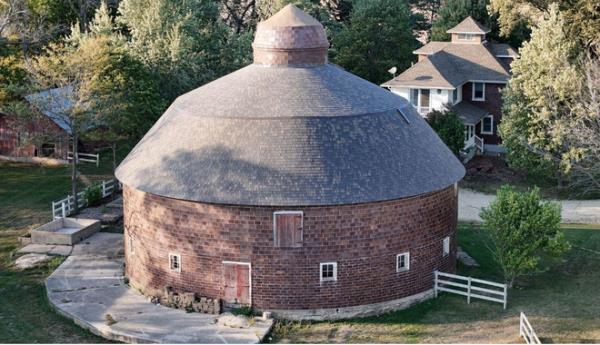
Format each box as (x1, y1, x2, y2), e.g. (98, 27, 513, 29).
(459, 189, 600, 224)
(46, 233, 273, 344)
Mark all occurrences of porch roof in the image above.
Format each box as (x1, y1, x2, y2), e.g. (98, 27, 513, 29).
(451, 102, 489, 125)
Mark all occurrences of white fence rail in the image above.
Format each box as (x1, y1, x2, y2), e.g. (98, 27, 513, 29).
(520, 312, 541, 344)
(67, 152, 100, 167)
(51, 179, 120, 219)
(434, 271, 507, 309)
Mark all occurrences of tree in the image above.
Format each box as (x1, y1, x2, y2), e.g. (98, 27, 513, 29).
(426, 109, 464, 155)
(119, 0, 245, 102)
(77, 2, 166, 172)
(480, 186, 568, 287)
(430, 0, 488, 41)
(499, 5, 583, 181)
(546, 51, 600, 196)
(489, 0, 600, 50)
(332, 0, 417, 85)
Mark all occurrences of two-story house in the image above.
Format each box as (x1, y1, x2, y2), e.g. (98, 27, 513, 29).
(382, 17, 518, 154)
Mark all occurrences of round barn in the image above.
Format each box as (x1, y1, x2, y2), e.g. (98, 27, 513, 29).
(115, 5, 465, 320)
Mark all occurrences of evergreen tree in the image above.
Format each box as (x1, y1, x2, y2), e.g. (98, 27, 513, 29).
(499, 4, 583, 180)
(332, 0, 417, 84)
(119, 0, 247, 101)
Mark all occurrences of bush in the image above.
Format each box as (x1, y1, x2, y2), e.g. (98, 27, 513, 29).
(479, 185, 569, 287)
(84, 185, 102, 207)
(426, 109, 464, 155)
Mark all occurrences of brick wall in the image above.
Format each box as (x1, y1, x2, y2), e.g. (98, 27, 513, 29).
(462, 82, 504, 145)
(124, 184, 458, 311)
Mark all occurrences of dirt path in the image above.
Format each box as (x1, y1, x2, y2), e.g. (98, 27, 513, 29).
(459, 188, 600, 224)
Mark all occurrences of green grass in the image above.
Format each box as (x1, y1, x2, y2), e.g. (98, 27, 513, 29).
(0, 162, 113, 343)
(269, 223, 600, 343)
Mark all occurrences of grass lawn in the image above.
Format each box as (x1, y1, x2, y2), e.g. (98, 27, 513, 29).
(0, 162, 111, 342)
(270, 223, 600, 343)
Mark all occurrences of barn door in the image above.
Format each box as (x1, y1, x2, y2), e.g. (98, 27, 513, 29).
(222, 262, 251, 306)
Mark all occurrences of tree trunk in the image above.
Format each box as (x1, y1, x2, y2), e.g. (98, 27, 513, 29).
(71, 130, 79, 214)
(112, 142, 117, 173)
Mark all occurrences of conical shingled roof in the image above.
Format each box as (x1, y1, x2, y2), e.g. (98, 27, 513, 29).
(115, 5, 465, 206)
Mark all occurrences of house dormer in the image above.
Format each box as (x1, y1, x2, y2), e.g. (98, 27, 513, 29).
(447, 16, 490, 44)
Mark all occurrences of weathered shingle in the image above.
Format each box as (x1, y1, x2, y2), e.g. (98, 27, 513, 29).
(116, 64, 465, 206)
(446, 16, 490, 34)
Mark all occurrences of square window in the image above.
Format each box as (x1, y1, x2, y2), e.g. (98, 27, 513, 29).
(481, 115, 494, 134)
(320, 262, 337, 282)
(273, 211, 303, 248)
(472, 82, 485, 101)
(169, 253, 181, 272)
(396, 252, 410, 272)
(443, 237, 450, 257)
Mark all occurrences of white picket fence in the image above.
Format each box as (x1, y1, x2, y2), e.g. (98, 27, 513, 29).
(520, 312, 541, 344)
(434, 271, 508, 309)
(67, 151, 100, 167)
(51, 179, 120, 219)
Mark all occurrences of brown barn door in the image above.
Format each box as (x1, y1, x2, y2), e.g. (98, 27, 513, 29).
(222, 262, 251, 307)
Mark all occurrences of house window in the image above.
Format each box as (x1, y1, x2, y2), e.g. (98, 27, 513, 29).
(320, 262, 337, 282)
(437, 89, 442, 94)
(396, 252, 410, 272)
(273, 211, 303, 248)
(481, 115, 494, 134)
(443, 237, 450, 257)
(452, 89, 458, 104)
(169, 253, 181, 272)
(472, 82, 485, 101)
(410, 88, 419, 107)
(458, 33, 475, 41)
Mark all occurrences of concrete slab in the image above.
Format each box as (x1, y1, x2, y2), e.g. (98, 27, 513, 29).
(18, 243, 72, 256)
(14, 253, 53, 269)
(46, 232, 273, 344)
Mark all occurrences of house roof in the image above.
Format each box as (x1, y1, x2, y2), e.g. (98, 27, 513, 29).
(451, 102, 489, 125)
(382, 42, 512, 89)
(25, 87, 74, 134)
(446, 16, 490, 34)
(488, 43, 519, 57)
(115, 6, 465, 207)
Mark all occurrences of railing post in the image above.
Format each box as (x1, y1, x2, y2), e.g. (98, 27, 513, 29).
(467, 277, 471, 304)
(519, 312, 524, 339)
(102, 181, 106, 197)
(52, 202, 56, 219)
(434, 271, 438, 298)
(61, 201, 67, 218)
(503, 285, 507, 309)
(96, 153, 99, 167)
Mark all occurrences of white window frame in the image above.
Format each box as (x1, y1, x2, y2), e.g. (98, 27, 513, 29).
(472, 82, 485, 101)
(396, 252, 410, 272)
(458, 33, 475, 41)
(169, 253, 181, 273)
(273, 210, 303, 247)
(481, 115, 494, 135)
(443, 237, 450, 257)
(319, 262, 337, 283)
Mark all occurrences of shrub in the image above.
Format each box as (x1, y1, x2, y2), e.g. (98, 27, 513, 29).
(84, 185, 102, 207)
(479, 185, 570, 287)
(426, 109, 464, 156)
